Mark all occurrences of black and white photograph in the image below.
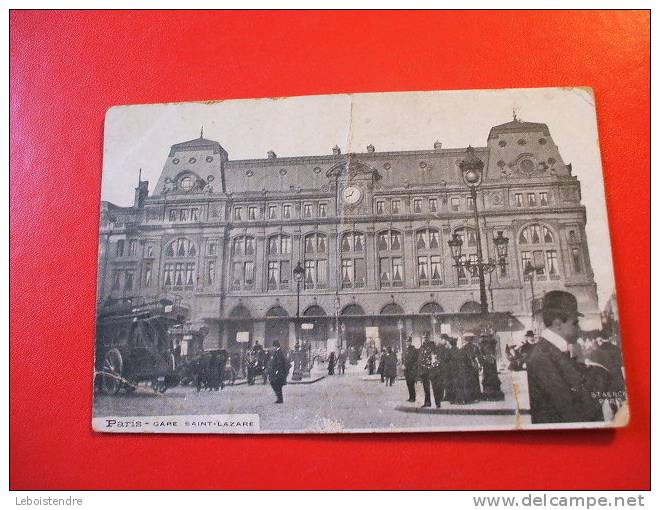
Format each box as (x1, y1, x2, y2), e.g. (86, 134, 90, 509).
(92, 88, 627, 433)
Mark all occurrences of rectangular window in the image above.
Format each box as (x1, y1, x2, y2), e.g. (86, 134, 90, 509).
(244, 261, 255, 286)
(174, 263, 184, 286)
(116, 239, 125, 257)
(143, 263, 152, 287)
(319, 203, 327, 217)
(521, 251, 532, 276)
(169, 210, 177, 222)
(355, 259, 366, 288)
(533, 250, 546, 275)
(376, 201, 385, 215)
(341, 260, 353, 288)
(268, 205, 277, 219)
(303, 203, 313, 218)
(191, 208, 199, 221)
(185, 263, 195, 286)
(304, 260, 316, 289)
(413, 198, 422, 213)
(468, 254, 479, 277)
(234, 207, 242, 220)
(392, 257, 403, 287)
(546, 250, 559, 278)
(231, 262, 242, 289)
(248, 206, 256, 220)
(540, 192, 548, 206)
(391, 200, 400, 214)
(128, 239, 137, 257)
(111, 271, 121, 290)
(528, 193, 537, 207)
(316, 260, 327, 288)
(283, 204, 291, 219)
(180, 209, 189, 222)
(207, 260, 215, 285)
(281, 236, 291, 254)
(451, 197, 461, 212)
(515, 193, 523, 207)
(267, 261, 279, 290)
(429, 198, 438, 212)
(124, 270, 134, 290)
(164, 263, 174, 287)
(571, 247, 582, 273)
(430, 256, 442, 284)
(417, 257, 429, 286)
(467, 196, 475, 210)
(280, 260, 290, 287)
(379, 258, 391, 287)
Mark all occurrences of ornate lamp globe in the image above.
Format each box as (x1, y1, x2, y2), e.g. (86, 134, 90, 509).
(448, 233, 463, 262)
(293, 261, 305, 283)
(458, 145, 484, 188)
(493, 231, 510, 259)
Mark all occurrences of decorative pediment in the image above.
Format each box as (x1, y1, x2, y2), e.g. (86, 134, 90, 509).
(326, 159, 382, 182)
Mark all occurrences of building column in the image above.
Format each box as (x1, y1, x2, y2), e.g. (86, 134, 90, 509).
(288, 321, 297, 350)
(254, 320, 266, 345)
(404, 227, 416, 288)
(255, 232, 265, 293)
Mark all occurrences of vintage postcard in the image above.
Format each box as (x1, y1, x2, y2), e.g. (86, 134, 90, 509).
(93, 88, 627, 433)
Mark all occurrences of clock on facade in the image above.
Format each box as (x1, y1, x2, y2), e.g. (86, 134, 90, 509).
(342, 185, 363, 205)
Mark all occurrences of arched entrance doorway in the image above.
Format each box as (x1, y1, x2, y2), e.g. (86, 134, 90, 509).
(302, 305, 328, 351)
(227, 304, 253, 351)
(265, 305, 290, 349)
(460, 301, 482, 313)
(379, 303, 405, 350)
(416, 302, 445, 339)
(340, 304, 366, 352)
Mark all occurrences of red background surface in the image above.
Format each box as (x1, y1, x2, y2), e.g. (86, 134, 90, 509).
(10, 10, 650, 490)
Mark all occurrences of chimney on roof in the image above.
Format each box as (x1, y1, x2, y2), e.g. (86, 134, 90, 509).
(434, 141, 442, 150)
(332, 145, 341, 156)
(267, 150, 277, 159)
(366, 144, 375, 153)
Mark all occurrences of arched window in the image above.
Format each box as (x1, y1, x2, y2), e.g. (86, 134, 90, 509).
(230, 236, 255, 290)
(453, 227, 478, 285)
(519, 223, 561, 281)
(377, 229, 404, 288)
(163, 238, 197, 289)
(341, 231, 366, 288)
(303, 233, 328, 289)
(266, 234, 291, 290)
(416, 227, 442, 286)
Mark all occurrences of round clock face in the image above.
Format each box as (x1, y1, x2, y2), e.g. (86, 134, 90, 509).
(342, 186, 363, 205)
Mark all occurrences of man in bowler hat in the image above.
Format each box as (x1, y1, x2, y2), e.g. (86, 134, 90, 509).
(526, 290, 603, 423)
(403, 336, 419, 402)
(268, 340, 289, 404)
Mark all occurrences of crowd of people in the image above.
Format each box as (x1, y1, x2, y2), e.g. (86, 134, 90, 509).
(397, 332, 504, 408)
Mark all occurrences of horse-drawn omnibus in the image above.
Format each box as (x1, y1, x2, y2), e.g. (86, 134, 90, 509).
(95, 297, 190, 394)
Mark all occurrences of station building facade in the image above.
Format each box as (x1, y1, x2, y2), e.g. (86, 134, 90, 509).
(97, 119, 600, 351)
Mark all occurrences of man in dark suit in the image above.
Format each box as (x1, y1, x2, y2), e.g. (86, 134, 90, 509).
(417, 332, 435, 407)
(526, 290, 603, 424)
(268, 340, 289, 404)
(403, 336, 419, 402)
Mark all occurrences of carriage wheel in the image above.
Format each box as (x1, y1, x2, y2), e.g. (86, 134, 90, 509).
(101, 349, 123, 395)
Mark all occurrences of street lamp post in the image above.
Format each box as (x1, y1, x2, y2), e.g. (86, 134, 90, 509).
(293, 261, 305, 344)
(448, 146, 510, 320)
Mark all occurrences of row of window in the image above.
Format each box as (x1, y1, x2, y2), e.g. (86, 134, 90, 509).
(110, 246, 582, 293)
(234, 202, 328, 221)
(513, 191, 549, 208)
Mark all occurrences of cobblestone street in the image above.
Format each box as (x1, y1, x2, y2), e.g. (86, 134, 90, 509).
(94, 364, 531, 433)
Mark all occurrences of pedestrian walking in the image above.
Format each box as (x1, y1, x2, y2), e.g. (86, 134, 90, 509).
(268, 340, 289, 404)
(403, 336, 419, 402)
(337, 348, 348, 375)
(365, 352, 377, 375)
(429, 335, 450, 408)
(377, 348, 386, 382)
(327, 351, 336, 375)
(383, 346, 398, 386)
(462, 335, 482, 403)
(417, 332, 435, 407)
(479, 334, 504, 401)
